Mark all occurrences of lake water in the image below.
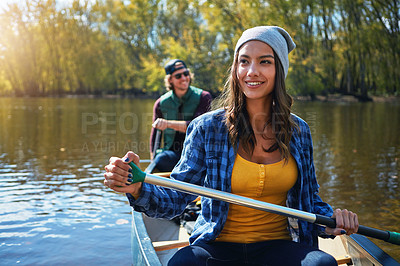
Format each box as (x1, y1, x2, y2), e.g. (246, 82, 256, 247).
(0, 97, 399, 265)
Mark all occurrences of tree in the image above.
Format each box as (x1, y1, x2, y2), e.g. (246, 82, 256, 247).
(0, 0, 398, 97)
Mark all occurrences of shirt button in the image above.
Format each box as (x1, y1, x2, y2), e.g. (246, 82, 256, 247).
(260, 172, 265, 177)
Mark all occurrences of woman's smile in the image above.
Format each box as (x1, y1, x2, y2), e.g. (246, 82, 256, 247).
(246, 81, 264, 86)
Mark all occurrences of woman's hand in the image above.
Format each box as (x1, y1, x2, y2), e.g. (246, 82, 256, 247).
(325, 208, 359, 236)
(104, 151, 143, 195)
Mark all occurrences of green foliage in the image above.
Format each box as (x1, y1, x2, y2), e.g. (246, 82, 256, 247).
(0, 0, 398, 97)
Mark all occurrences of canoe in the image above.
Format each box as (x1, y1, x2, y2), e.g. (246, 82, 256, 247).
(131, 209, 399, 266)
(131, 167, 399, 266)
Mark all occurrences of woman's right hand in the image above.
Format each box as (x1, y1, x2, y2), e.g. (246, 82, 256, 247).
(104, 151, 143, 195)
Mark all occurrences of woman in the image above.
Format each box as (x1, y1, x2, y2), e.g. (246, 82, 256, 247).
(104, 26, 359, 265)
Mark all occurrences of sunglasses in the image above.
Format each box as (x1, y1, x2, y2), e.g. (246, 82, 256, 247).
(173, 70, 190, 79)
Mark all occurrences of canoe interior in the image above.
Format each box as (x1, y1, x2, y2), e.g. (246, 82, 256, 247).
(345, 234, 400, 266)
(131, 211, 400, 266)
(131, 210, 399, 266)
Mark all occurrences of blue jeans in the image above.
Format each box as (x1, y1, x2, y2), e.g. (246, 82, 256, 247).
(153, 150, 181, 172)
(168, 239, 337, 266)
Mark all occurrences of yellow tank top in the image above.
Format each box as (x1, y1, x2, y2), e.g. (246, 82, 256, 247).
(216, 153, 298, 243)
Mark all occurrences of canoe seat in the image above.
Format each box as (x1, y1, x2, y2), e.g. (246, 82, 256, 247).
(153, 240, 190, 252)
(319, 236, 352, 265)
(335, 256, 352, 265)
(153, 237, 352, 265)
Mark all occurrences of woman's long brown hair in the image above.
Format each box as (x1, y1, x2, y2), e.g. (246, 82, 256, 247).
(215, 50, 298, 162)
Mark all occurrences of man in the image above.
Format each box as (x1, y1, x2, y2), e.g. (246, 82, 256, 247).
(144, 59, 211, 264)
(149, 59, 212, 172)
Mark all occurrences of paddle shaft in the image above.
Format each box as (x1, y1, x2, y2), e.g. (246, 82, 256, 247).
(144, 173, 315, 222)
(152, 130, 161, 159)
(128, 162, 400, 245)
(144, 129, 162, 173)
(314, 215, 393, 243)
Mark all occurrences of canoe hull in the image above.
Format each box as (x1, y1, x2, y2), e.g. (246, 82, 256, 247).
(345, 234, 400, 266)
(132, 210, 399, 266)
(131, 211, 162, 266)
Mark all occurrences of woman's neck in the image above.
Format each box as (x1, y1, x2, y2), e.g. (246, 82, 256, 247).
(246, 97, 273, 132)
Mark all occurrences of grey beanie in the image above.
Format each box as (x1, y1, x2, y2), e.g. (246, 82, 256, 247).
(234, 26, 296, 78)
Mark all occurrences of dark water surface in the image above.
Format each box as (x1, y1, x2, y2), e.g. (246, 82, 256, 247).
(0, 97, 399, 265)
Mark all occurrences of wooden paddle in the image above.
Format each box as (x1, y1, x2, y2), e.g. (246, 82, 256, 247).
(128, 161, 400, 245)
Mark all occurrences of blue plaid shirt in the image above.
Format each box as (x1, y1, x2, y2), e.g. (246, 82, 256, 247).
(127, 109, 333, 247)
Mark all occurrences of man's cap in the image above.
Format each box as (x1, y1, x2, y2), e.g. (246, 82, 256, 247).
(164, 59, 187, 75)
(234, 26, 296, 78)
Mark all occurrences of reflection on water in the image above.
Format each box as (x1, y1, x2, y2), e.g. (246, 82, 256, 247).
(293, 101, 400, 258)
(0, 97, 399, 264)
(0, 97, 155, 265)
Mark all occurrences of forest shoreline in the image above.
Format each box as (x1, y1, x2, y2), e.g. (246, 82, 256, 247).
(294, 94, 400, 103)
(2, 93, 398, 103)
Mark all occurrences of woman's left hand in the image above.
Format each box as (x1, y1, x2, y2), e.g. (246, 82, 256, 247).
(325, 208, 359, 236)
